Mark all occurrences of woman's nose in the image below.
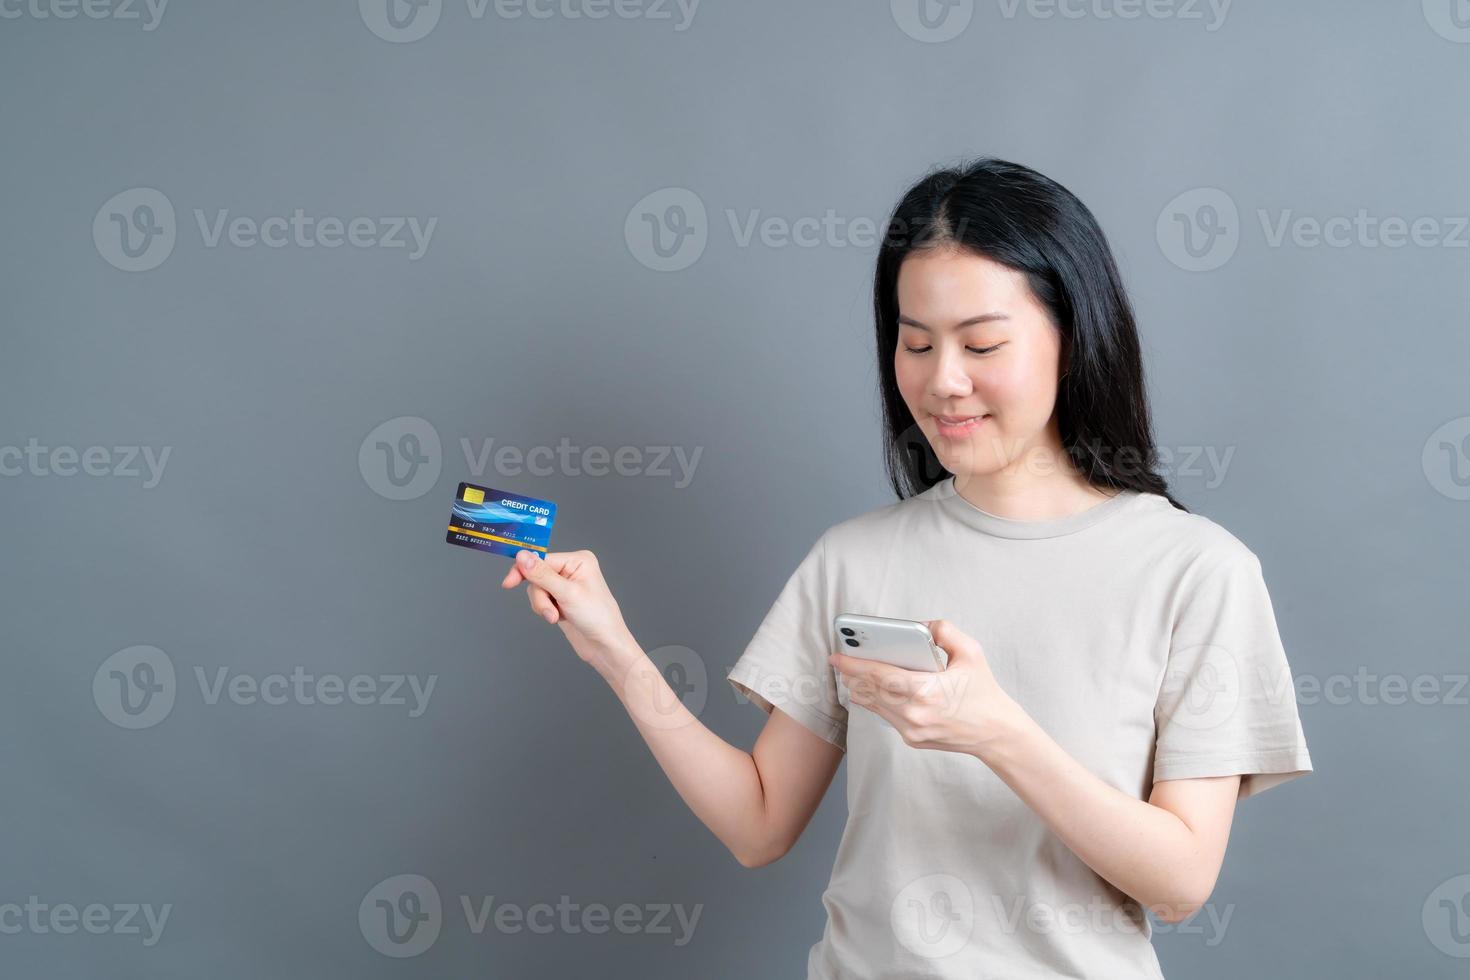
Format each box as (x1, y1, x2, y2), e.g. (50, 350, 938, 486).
(928, 347, 973, 398)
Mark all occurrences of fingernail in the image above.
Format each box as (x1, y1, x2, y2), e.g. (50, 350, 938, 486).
(517, 551, 532, 566)
(542, 610, 556, 623)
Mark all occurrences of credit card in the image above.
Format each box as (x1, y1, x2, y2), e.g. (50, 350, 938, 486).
(445, 482, 556, 559)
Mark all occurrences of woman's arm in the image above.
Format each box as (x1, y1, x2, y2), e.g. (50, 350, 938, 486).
(831, 618, 1239, 923)
(504, 549, 844, 868)
(973, 708, 1239, 922)
(591, 630, 844, 866)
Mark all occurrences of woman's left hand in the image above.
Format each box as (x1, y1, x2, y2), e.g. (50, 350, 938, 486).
(829, 618, 1023, 755)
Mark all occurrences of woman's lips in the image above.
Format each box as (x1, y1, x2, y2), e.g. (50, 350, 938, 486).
(933, 413, 991, 438)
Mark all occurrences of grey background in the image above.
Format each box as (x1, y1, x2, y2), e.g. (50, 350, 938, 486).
(2, 0, 1467, 976)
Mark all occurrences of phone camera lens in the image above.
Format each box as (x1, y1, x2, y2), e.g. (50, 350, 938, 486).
(839, 627, 855, 637)
(844, 638, 859, 648)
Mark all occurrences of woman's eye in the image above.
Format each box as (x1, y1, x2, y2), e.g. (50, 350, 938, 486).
(901, 343, 1002, 355)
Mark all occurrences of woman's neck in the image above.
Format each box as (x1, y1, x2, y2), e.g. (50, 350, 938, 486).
(949, 459, 1118, 522)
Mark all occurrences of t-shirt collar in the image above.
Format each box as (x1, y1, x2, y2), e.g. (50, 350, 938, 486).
(926, 476, 1139, 539)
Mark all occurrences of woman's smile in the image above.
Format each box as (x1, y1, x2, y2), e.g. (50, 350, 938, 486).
(933, 413, 993, 438)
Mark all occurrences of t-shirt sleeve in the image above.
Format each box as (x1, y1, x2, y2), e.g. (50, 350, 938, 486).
(1152, 545, 1313, 800)
(725, 531, 848, 752)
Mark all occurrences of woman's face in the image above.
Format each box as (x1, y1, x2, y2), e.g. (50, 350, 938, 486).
(893, 246, 1066, 480)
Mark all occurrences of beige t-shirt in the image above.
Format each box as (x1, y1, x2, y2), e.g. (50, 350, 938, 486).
(725, 477, 1313, 980)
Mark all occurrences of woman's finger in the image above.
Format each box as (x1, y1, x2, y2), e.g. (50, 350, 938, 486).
(527, 582, 560, 624)
(514, 550, 580, 602)
(833, 657, 924, 706)
(832, 653, 923, 696)
(846, 681, 898, 725)
(502, 550, 583, 591)
(927, 618, 980, 665)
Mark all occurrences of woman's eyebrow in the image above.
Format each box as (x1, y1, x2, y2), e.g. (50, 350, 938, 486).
(897, 312, 1010, 331)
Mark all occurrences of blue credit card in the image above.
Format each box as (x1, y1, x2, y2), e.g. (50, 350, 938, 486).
(445, 482, 556, 559)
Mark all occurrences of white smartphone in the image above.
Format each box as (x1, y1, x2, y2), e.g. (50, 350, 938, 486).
(833, 613, 948, 671)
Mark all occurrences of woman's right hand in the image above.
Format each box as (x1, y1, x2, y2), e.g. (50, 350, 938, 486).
(501, 549, 633, 672)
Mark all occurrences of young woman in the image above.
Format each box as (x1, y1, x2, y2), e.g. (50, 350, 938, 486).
(500, 158, 1313, 979)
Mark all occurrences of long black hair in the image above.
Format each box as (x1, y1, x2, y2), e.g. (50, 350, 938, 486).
(874, 157, 1187, 512)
